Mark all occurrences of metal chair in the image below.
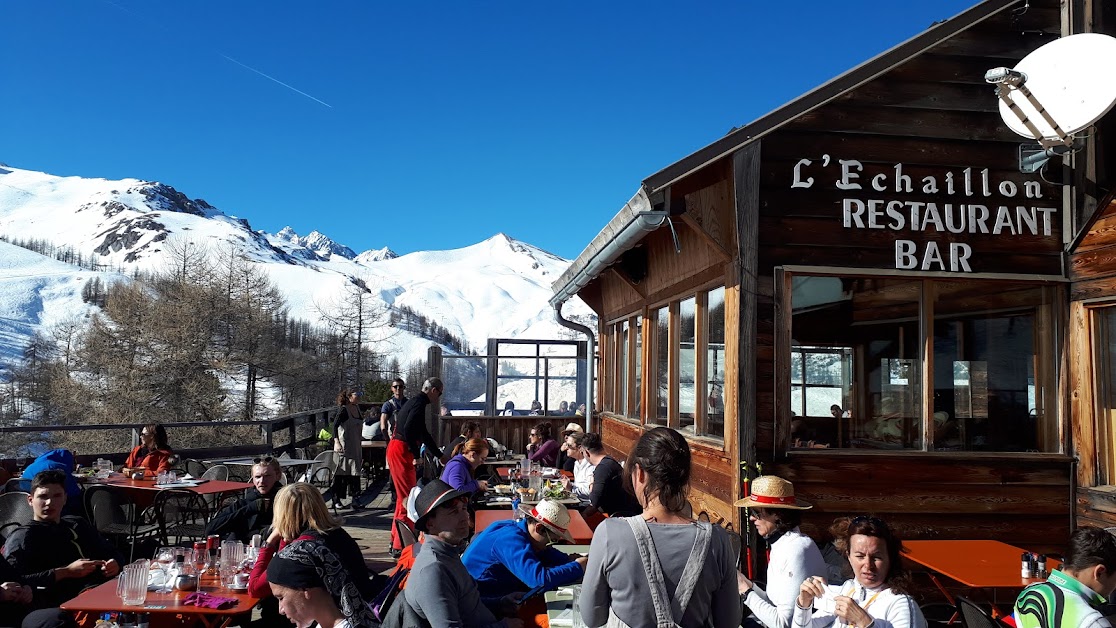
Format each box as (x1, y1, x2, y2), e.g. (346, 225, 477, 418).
(306, 451, 337, 490)
(84, 486, 159, 561)
(183, 458, 208, 478)
(3, 477, 26, 493)
(201, 464, 229, 482)
(394, 518, 417, 550)
(151, 488, 209, 546)
(0, 492, 32, 544)
(956, 596, 1006, 628)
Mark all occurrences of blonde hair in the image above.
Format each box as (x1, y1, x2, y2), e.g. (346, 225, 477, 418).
(452, 437, 490, 458)
(272, 483, 341, 540)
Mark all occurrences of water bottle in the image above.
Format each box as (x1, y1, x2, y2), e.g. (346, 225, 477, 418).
(511, 495, 521, 520)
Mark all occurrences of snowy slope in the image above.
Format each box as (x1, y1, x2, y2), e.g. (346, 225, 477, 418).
(0, 165, 595, 375)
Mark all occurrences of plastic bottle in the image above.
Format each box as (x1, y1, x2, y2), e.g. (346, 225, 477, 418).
(511, 495, 522, 520)
(1021, 552, 1032, 578)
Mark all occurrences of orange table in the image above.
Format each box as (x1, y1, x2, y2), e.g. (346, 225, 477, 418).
(475, 509, 594, 544)
(902, 540, 1055, 621)
(61, 574, 258, 628)
(90, 477, 251, 508)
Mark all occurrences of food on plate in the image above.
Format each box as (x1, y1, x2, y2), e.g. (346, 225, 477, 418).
(494, 484, 514, 494)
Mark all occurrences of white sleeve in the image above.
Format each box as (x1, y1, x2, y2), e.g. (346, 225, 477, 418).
(875, 593, 927, 628)
(746, 537, 826, 628)
(791, 583, 842, 628)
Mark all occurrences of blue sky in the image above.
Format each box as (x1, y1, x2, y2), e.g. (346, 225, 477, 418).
(2, 1, 979, 260)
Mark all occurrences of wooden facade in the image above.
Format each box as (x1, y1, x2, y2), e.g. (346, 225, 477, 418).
(559, 0, 1116, 568)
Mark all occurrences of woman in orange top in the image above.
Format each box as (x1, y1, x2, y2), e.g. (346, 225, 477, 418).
(122, 423, 174, 475)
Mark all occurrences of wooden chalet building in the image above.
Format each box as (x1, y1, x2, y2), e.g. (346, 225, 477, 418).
(550, 0, 1116, 566)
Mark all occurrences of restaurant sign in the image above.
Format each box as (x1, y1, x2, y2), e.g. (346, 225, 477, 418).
(790, 156, 1056, 272)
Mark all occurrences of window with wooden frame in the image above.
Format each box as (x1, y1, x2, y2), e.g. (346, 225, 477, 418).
(1092, 306, 1116, 484)
(605, 313, 641, 424)
(786, 273, 1060, 453)
(648, 285, 726, 442)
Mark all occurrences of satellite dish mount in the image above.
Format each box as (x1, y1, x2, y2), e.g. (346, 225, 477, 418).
(986, 33, 1116, 173)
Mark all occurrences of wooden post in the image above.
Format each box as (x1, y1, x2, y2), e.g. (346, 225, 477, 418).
(734, 141, 761, 574)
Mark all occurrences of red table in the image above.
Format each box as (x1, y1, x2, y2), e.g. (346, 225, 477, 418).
(90, 476, 251, 508)
(61, 575, 258, 628)
(902, 540, 1056, 622)
(475, 509, 594, 543)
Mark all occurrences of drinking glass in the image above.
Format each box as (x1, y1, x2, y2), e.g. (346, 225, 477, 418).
(519, 458, 531, 476)
(570, 585, 585, 628)
(152, 547, 175, 592)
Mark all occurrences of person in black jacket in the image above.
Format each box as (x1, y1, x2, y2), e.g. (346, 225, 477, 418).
(2, 470, 123, 608)
(206, 456, 283, 542)
(580, 433, 641, 519)
(0, 553, 75, 628)
(387, 377, 445, 556)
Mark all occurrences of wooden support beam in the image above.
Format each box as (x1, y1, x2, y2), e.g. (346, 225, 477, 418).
(607, 266, 646, 298)
(680, 213, 732, 262)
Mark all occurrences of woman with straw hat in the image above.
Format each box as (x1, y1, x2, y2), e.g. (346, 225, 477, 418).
(736, 476, 827, 628)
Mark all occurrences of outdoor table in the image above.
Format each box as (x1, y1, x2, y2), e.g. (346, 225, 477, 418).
(483, 455, 525, 466)
(544, 545, 590, 627)
(61, 573, 259, 628)
(496, 467, 564, 481)
(902, 539, 1057, 622)
(90, 476, 252, 509)
(474, 509, 594, 543)
(206, 456, 317, 483)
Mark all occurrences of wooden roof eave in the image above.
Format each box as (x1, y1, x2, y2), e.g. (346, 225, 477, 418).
(640, 0, 1028, 196)
(550, 187, 666, 307)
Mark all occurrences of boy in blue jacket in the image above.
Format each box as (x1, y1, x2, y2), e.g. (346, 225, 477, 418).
(462, 499, 587, 597)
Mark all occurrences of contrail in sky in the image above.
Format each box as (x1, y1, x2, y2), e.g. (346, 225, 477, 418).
(219, 54, 334, 109)
(100, 0, 333, 109)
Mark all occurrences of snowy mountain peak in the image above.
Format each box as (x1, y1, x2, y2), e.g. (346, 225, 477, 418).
(273, 226, 356, 260)
(355, 247, 397, 263)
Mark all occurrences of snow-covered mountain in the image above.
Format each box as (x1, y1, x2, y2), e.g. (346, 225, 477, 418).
(0, 164, 594, 370)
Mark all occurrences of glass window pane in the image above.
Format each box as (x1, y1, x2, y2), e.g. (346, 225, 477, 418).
(1096, 308, 1116, 483)
(932, 281, 1055, 452)
(634, 316, 643, 420)
(441, 356, 488, 416)
(790, 276, 919, 450)
(618, 321, 629, 416)
(652, 305, 669, 425)
(705, 287, 726, 438)
(679, 297, 697, 432)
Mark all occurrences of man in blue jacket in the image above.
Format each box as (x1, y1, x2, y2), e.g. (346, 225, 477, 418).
(462, 499, 587, 598)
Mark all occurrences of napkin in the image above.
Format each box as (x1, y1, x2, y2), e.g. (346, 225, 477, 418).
(183, 592, 238, 609)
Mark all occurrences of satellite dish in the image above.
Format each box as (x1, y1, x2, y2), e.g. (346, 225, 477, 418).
(995, 33, 1116, 141)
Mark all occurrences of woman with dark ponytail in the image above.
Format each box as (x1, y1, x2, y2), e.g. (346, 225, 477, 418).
(439, 437, 490, 494)
(580, 427, 741, 627)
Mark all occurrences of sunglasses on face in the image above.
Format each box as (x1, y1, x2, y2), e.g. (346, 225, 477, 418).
(850, 515, 888, 530)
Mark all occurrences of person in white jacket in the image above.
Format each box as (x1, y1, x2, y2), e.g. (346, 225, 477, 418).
(737, 476, 828, 628)
(794, 516, 927, 628)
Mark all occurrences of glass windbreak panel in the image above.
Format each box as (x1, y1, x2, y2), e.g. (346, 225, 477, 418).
(634, 316, 643, 420)
(599, 327, 612, 413)
(618, 320, 629, 416)
(932, 281, 1056, 452)
(539, 343, 578, 357)
(679, 297, 697, 432)
(496, 357, 543, 416)
(546, 358, 579, 415)
(652, 305, 670, 426)
(706, 287, 726, 438)
(791, 276, 920, 450)
(1096, 307, 1116, 483)
(441, 356, 488, 416)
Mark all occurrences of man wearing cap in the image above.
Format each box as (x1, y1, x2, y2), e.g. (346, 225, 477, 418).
(205, 456, 283, 542)
(735, 476, 826, 628)
(403, 479, 523, 628)
(463, 499, 587, 597)
(1014, 526, 1116, 628)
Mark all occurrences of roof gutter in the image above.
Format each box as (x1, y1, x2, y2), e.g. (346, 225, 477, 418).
(550, 186, 669, 430)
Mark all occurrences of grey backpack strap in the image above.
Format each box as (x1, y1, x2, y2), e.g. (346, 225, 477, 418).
(671, 522, 712, 618)
(623, 516, 677, 626)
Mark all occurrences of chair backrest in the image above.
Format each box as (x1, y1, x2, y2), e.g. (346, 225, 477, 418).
(184, 459, 208, 477)
(957, 596, 1002, 628)
(152, 488, 209, 537)
(201, 464, 229, 482)
(0, 492, 33, 528)
(394, 518, 417, 550)
(85, 486, 131, 530)
(3, 477, 26, 494)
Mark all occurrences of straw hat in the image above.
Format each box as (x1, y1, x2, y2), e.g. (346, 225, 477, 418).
(734, 475, 812, 510)
(563, 422, 584, 435)
(518, 499, 575, 543)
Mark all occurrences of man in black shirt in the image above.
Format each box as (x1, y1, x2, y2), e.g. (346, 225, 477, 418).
(2, 470, 123, 608)
(581, 433, 641, 518)
(387, 377, 446, 555)
(205, 456, 283, 541)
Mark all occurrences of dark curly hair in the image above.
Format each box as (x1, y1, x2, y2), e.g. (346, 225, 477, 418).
(751, 507, 803, 537)
(624, 427, 690, 513)
(533, 421, 553, 442)
(830, 515, 910, 595)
